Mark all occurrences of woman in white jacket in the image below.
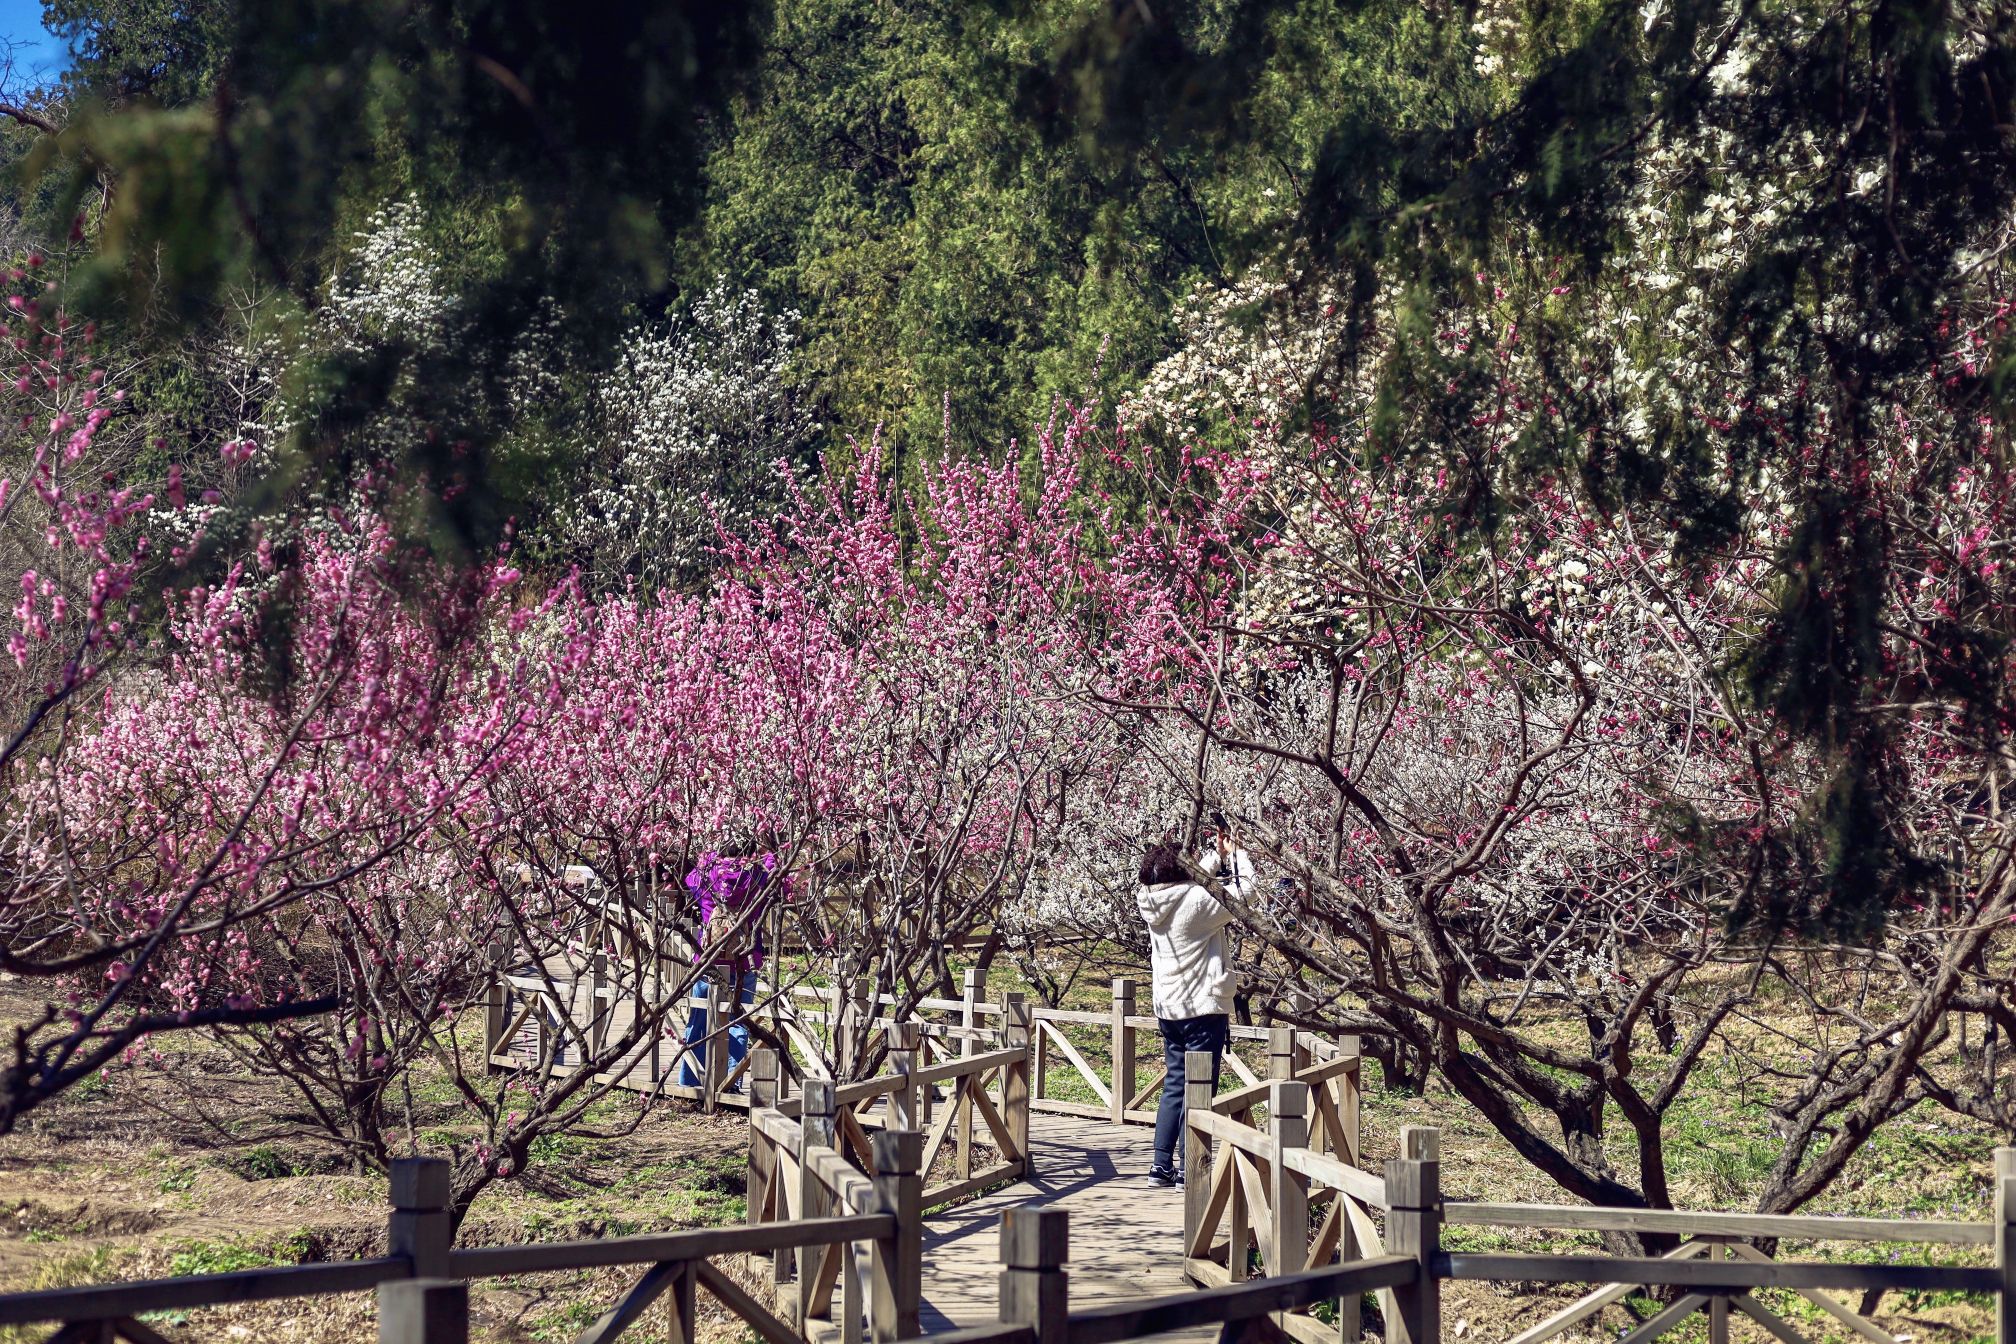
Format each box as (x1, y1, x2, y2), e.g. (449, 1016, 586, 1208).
(1136, 841, 1234, 1187)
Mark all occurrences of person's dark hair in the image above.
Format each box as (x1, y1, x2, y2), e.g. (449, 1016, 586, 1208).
(1139, 842, 1187, 887)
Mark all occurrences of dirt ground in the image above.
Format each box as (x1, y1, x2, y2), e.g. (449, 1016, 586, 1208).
(0, 996, 763, 1344)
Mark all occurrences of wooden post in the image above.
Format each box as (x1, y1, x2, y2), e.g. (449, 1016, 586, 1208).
(1337, 1036, 1363, 1344)
(387, 1157, 452, 1279)
(886, 1023, 921, 1132)
(379, 1280, 467, 1344)
(1996, 1146, 2015, 1344)
(482, 977, 505, 1077)
(1268, 1080, 1310, 1279)
(839, 982, 873, 1081)
(869, 1129, 924, 1343)
(1704, 1239, 1729, 1344)
(961, 971, 989, 1176)
(588, 950, 610, 1060)
(796, 1078, 837, 1327)
(1111, 978, 1137, 1124)
(1339, 1035, 1362, 1167)
(751, 1046, 781, 1108)
(1384, 1126, 1441, 1344)
(1268, 1026, 1296, 1082)
(999, 1207, 1070, 1344)
(1183, 1049, 1215, 1261)
(703, 968, 730, 1114)
(962, 967, 987, 1053)
(1004, 993, 1032, 1177)
(747, 1048, 781, 1270)
(664, 1261, 699, 1344)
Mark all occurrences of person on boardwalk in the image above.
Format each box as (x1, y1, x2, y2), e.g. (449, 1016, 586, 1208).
(1136, 840, 1233, 1187)
(678, 846, 781, 1089)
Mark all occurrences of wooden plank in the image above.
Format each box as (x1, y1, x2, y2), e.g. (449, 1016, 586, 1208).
(1188, 1257, 1234, 1287)
(1212, 1078, 1277, 1115)
(1732, 1294, 1816, 1344)
(1275, 1313, 1339, 1344)
(1033, 1007, 1112, 1028)
(1064, 1255, 1416, 1344)
(1438, 1255, 2001, 1294)
(1615, 1295, 1708, 1344)
(968, 1081, 1022, 1163)
(0, 1258, 412, 1326)
(902, 1326, 1034, 1344)
(1445, 1203, 1992, 1246)
(1232, 1150, 1275, 1271)
(1189, 1148, 1238, 1259)
(1223, 1052, 1261, 1089)
(806, 1239, 844, 1319)
(1305, 1202, 1342, 1273)
(912, 1049, 1026, 1088)
(1189, 1109, 1282, 1162)
(804, 1148, 878, 1214)
(1127, 1065, 1168, 1112)
(1726, 1241, 1898, 1344)
(917, 1084, 964, 1181)
(920, 1162, 1024, 1210)
(836, 1106, 879, 1171)
(446, 1216, 893, 1278)
(1032, 1099, 1156, 1125)
(577, 1259, 685, 1344)
(1501, 1240, 1711, 1344)
(1280, 1148, 1386, 1209)
(1036, 1021, 1114, 1108)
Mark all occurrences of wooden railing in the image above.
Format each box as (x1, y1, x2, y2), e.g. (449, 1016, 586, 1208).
(747, 1006, 1034, 1217)
(486, 958, 1361, 1138)
(896, 1205, 1420, 1344)
(1178, 1093, 2016, 1344)
(1178, 1049, 1383, 1344)
(0, 1149, 926, 1344)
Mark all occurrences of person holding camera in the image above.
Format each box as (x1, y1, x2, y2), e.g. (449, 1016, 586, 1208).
(1136, 840, 1234, 1187)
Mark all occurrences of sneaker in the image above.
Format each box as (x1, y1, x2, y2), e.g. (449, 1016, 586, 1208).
(1148, 1165, 1178, 1188)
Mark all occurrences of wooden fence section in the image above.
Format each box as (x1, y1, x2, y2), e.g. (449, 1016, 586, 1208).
(746, 1011, 1034, 1217)
(1174, 1101, 2016, 1344)
(485, 960, 1363, 1143)
(1179, 1055, 1384, 1344)
(0, 1151, 926, 1344)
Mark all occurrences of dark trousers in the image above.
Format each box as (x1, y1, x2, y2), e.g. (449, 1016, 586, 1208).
(1154, 1012, 1229, 1171)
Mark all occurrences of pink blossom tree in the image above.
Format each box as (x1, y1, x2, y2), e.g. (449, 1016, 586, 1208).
(1081, 283, 2016, 1226)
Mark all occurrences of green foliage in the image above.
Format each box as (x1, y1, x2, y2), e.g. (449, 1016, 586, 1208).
(45, 0, 232, 106)
(167, 1230, 312, 1277)
(30, 0, 773, 560)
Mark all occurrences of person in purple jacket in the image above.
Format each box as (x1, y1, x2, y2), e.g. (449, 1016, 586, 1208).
(678, 846, 782, 1088)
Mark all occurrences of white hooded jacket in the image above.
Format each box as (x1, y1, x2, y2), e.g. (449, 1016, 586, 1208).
(1135, 879, 1235, 1021)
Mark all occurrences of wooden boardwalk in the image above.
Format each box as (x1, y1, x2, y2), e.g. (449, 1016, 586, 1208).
(919, 1112, 1210, 1339)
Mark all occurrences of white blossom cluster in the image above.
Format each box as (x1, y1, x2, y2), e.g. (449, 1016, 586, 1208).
(564, 279, 815, 592)
(322, 199, 454, 348)
(1119, 268, 1359, 443)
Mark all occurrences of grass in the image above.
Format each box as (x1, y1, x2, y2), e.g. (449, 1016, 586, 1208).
(168, 1230, 315, 1277)
(0, 1247, 144, 1344)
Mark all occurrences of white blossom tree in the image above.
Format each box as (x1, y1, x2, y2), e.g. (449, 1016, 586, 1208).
(568, 279, 815, 593)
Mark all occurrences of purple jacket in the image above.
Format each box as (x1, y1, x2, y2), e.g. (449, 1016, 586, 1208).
(686, 851, 780, 976)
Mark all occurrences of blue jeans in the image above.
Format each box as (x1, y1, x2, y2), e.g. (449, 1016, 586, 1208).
(1154, 1013, 1229, 1172)
(679, 970, 758, 1087)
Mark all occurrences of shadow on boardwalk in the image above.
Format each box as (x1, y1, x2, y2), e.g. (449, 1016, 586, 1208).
(919, 1112, 1203, 1336)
